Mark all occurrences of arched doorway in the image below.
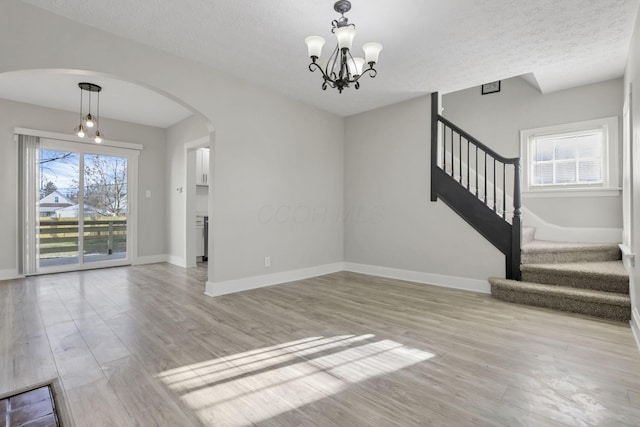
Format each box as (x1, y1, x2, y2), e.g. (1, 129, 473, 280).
(0, 69, 215, 281)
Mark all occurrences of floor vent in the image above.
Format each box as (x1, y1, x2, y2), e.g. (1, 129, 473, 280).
(1, 385, 59, 427)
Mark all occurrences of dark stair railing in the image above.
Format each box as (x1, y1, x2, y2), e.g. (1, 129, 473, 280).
(430, 92, 522, 280)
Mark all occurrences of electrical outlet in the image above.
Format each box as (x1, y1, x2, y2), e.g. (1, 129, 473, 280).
(264, 256, 271, 267)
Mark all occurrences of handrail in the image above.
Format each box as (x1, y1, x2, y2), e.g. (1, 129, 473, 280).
(437, 115, 519, 165)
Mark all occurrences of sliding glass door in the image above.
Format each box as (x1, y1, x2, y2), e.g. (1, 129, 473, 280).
(35, 139, 132, 273)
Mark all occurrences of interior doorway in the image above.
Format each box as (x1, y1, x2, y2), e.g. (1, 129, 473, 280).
(185, 137, 211, 268)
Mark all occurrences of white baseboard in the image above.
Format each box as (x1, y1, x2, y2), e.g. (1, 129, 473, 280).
(205, 262, 344, 297)
(166, 255, 188, 268)
(0, 268, 21, 281)
(343, 262, 491, 294)
(133, 254, 169, 265)
(631, 307, 640, 355)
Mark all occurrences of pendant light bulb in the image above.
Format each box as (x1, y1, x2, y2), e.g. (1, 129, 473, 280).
(94, 131, 103, 144)
(85, 113, 95, 128)
(76, 124, 85, 138)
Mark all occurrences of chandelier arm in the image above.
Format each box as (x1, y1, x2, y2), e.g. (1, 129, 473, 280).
(326, 44, 339, 80)
(345, 48, 359, 81)
(352, 66, 377, 82)
(366, 67, 378, 78)
(309, 61, 328, 78)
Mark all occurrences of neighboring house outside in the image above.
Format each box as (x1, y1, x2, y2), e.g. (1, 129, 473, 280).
(53, 204, 104, 219)
(39, 191, 105, 218)
(39, 191, 73, 217)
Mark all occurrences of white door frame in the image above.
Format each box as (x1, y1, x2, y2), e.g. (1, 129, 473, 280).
(184, 136, 210, 268)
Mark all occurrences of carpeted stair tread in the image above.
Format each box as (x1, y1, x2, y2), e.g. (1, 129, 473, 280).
(489, 277, 631, 322)
(520, 261, 629, 293)
(521, 240, 621, 264)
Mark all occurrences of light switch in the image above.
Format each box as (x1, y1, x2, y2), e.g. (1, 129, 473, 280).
(145, 190, 151, 198)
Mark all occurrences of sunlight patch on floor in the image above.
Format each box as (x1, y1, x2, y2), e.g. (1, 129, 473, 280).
(157, 335, 435, 426)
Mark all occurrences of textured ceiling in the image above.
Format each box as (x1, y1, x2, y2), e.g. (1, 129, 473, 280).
(16, 0, 640, 117)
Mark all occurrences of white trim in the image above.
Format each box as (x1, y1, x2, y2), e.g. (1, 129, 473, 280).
(344, 262, 490, 294)
(133, 254, 168, 265)
(204, 262, 498, 297)
(631, 307, 640, 355)
(128, 150, 139, 267)
(521, 205, 621, 243)
(167, 255, 188, 268)
(33, 259, 130, 275)
(619, 244, 635, 269)
(0, 269, 22, 281)
(522, 188, 621, 198)
(15, 127, 143, 151)
(205, 262, 344, 297)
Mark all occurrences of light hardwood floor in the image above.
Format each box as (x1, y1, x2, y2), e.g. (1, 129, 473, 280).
(1, 263, 640, 426)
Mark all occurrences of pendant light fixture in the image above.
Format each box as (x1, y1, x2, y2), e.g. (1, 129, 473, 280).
(75, 82, 104, 143)
(305, 0, 382, 93)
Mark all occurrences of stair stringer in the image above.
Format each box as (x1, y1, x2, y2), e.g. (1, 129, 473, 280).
(433, 167, 513, 258)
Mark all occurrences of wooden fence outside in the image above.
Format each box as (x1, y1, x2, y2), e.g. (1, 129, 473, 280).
(39, 218, 127, 256)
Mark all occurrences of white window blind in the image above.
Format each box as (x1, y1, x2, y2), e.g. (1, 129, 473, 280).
(529, 129, 604, 187)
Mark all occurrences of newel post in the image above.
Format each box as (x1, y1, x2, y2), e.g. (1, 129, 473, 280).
(430, 92, 439, 202)
(510, 160, 522, 280)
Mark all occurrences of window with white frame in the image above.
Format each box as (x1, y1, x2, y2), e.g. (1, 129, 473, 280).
(521, 117, 619, 196)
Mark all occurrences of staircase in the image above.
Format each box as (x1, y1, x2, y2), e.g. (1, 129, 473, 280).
(429, 92, 630, 322)
(490, 227, 631, 322)
(430, 92, 522, 279)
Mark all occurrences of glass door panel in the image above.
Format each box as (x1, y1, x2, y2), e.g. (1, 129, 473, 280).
(82, 154, 128, 263)
(38, 150, 81, 268)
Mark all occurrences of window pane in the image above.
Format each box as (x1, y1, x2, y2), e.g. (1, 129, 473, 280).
(578, 159, 602, 182)
(532, 162, 553, 185)
(575, 133, 602, 158)
(38, 150, 80, 267)
(534, 139, 553, 161)
(555, 160, 576, 184)
(83, 154, 128, 263)
(555, 141, 575, 160)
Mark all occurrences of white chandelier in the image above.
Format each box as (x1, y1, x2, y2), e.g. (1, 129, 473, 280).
(74, 82, 104, 143)
(305, 0, 383, 93)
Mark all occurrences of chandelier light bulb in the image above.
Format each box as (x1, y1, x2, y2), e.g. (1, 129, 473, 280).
(76, 124, 85, 138)
(94, 131, 103, 144)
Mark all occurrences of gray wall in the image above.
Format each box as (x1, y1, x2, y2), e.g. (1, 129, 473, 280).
(1, 0, 344, 285)
(624, 5, 640, 333)
(0, 98, 167, 273)
(443, 77, 623, 228)
(344, 96, 504, 280)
